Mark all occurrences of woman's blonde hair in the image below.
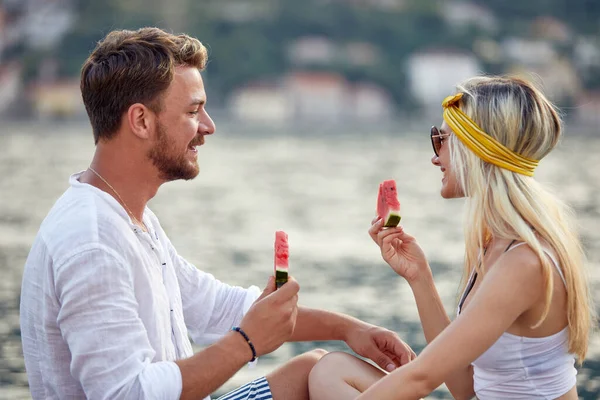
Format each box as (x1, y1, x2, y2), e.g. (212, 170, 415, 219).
(448, 76, 592, 363)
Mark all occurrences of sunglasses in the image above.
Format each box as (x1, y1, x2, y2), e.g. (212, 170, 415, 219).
(430, 126, 450, 157)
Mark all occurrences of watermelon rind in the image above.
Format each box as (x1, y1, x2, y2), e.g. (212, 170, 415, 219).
(275, 270, 288, 288)
(384, 212, 401, 228)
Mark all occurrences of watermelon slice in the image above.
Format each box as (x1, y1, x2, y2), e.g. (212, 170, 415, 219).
(377, 180, 401, 227)
(274, 231, 289, 288)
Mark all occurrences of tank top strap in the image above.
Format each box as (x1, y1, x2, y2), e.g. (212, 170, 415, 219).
(503, 241, 567, 287)
(457, 268, 477, 316)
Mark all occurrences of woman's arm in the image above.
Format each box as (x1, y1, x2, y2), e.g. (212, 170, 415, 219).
(408, 272, 474, 399)
(371, 222, 474, 398)
(357, 247, 544, 400)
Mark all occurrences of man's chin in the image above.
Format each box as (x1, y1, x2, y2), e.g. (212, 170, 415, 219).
(186, 161, 200, 179)
(183, 167, 200, 181)
(158, 164, 200, 182)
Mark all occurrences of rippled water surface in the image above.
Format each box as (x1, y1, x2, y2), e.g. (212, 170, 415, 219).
(1, 122, 599, 399)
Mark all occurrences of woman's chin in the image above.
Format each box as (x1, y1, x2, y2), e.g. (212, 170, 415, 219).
(440, 185, 463, 199)
(440, 184, 451, 198)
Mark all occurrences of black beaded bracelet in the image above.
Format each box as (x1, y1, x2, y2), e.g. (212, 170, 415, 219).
(232, 327, 257, 362)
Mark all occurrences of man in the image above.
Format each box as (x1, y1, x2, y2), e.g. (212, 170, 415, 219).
(19, 27, 415, 400)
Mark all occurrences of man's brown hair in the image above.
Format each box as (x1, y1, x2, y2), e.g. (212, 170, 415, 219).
(81, 27, 208, 144)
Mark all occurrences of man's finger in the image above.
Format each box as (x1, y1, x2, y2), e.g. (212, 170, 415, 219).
(385, 337, 416, 364)
(370, 347, 396, 372)
(400, 351, 411, 366)
(273, 276, 299, 300)
(381, 351, 401, 369)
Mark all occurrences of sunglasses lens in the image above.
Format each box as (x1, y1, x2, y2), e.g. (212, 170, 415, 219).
(430, 127, 440, 156)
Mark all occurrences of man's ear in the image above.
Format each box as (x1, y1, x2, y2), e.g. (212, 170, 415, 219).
(127, 103, 155, 140)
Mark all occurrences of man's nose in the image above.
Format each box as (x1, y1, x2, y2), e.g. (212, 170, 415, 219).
(199, 111, 216, 135)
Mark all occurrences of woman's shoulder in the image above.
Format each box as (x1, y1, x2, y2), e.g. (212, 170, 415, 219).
(495, 240, 546, 282)
(495, 237, 566, 286)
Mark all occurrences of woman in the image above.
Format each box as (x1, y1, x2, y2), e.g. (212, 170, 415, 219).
(308, 76, 593, 400)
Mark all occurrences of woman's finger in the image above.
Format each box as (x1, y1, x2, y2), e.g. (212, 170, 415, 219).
(377, 226, 417, 245)
(376, 227, 404, 244)
(368, 219, 384, 243)
(381, 235, 403, 251)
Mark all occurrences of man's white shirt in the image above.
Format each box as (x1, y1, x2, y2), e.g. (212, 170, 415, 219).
(20, 172, 260, 399)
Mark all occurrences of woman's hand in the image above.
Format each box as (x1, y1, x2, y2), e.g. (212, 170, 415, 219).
(368, 218, 430, 284)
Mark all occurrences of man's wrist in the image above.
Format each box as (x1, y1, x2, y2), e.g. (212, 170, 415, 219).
(231, 327, 257, 362)
(224, 330, 256, 363)
(335, 314, 369, 342)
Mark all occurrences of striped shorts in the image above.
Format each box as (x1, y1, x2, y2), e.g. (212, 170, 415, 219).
(216, 376, 273, 400)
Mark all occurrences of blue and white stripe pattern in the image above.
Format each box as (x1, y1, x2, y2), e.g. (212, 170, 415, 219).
(216, 376, 273, 400)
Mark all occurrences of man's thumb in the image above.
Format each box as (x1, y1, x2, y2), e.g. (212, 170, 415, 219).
(260, 276, 276, 298)
(374, 350, 396, 373)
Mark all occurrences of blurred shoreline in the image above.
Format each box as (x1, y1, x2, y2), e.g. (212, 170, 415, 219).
(1, 113, 599, 138)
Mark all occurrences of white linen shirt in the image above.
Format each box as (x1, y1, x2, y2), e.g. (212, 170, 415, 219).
(20, 172, 260, 400)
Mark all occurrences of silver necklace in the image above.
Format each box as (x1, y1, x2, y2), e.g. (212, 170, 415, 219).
(88, 167, 147, 232)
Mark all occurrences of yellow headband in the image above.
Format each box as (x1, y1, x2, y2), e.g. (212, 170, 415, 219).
(442, 92, 539, 177)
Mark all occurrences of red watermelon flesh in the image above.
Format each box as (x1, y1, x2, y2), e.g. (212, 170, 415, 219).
(377, 180, 401, 227)
(274, 231, 289, 288)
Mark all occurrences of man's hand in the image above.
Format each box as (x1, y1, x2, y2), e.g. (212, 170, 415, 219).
(345, 324, 416, 372)
(239, 276, 299, 357)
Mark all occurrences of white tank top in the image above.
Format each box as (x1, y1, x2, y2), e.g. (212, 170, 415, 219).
(457, 242, 577, 399)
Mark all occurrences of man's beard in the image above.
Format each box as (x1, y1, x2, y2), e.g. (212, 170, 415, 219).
(147, 121, 200, 182)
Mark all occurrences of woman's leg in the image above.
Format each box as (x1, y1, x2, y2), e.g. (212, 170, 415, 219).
(308, 352, 386, 400)
(265, 348, 328, 400)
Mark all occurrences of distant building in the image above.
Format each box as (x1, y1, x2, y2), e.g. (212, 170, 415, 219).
(285, 71, 348, 122)
(500, 34, 581, 104)
(530, 16, 571, 43)
(344, 41, 380, 67)
(472, 38, 502, 64)
(507, 58, 581, 104)
(321, 0, 406, 11)
(228, 82, 291, 124)
(207, 0, 270, 22)
(0, 62, 23, 115)
(406, 49, 482, 110)
(350, 82, 393, 120)
(441, 1, 498, 33)
(363, 0, 406, 10)
(0, 1, 25, 60)
(288, 37, 337, 66)
(227, 71, 394, 123)
(28, 79, 85, 119)
(288, 36, 380, 68)
(0, 5, 5, 61)
(574, 37, 600, 72)
(501, 37, 556, 67)
(19, 0, 74, 50)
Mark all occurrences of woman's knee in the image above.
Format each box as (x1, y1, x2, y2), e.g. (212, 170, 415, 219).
(297, 348, 328, 371)
(309, 352, 356, 384)
(309, 351, 385, 393)
(306, 348, 329, 362)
